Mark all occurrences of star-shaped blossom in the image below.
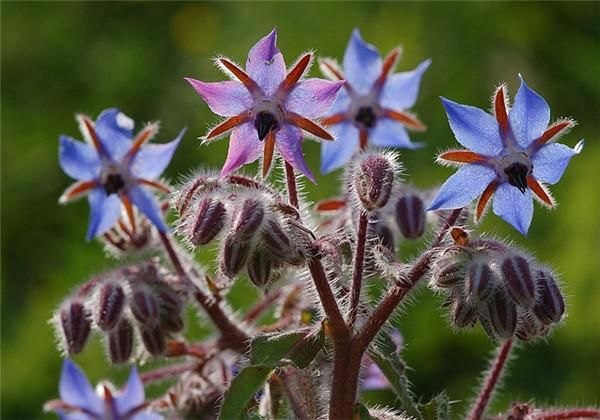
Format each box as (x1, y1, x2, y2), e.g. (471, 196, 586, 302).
(185, 29, 344, 182)
(318, 29, 431, 173)
(44, 359, 162, 420)
(58, 108, 185, 240)
(428, 75, 584, 235)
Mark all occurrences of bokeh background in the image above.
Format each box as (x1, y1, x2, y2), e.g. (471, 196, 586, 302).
(2, 2, 599, 419)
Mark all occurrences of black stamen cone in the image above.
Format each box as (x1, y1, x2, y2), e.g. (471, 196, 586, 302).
(254, 111, 279, 140)
(505, 163, 529, 193)
(355, 106, 377, 128)
(104, 173, 125, 195)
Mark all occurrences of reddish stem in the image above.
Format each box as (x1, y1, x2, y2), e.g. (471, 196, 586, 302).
(467, 339, 514, 420)
(284, 161, 299, 209)
(348, 211, 368, 328)
(532, 408, 600, 419)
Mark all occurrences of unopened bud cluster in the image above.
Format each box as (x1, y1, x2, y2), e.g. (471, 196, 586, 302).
(173, 172, 311, 288)
(53, 259, 186, 362)
(430, 232, 565, 341)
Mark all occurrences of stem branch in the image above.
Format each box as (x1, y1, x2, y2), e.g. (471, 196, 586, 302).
(285, 161, 299, 209)
(348, 211, 368, 328)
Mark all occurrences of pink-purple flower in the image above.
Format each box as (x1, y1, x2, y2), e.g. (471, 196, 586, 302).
(44, 359, 161, 420)
(428, 75, 584, 235)
(58, 108, 184, 240)
(319, 29, 431, 173)
(186, 29, 344, 182)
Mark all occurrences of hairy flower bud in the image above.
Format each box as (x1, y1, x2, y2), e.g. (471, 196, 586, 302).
(372, 221, 395, 253)
(190, 197, 227, 246)
(431, 252, 467, 289)
(353, 154, 395, 211)
(59, 299, 92, 354)
(221, 236, 250, 278)
(516, 313, 549, 341)
(452, 298, 477, 328)
(95, 281, 126, 331)
(161, 313, 185, 333)
(129, 285, 161, 327)
(247, 250, 273, 287)
(395, 194, 425, 239)
(533, 270, 565, 325)
(501, 255, 536, 308)
(231, 198, 265, 240)
(108, 318, 134, 364)
(262, 220, 292, 259)
(465, 260, 496, 303)
(140, 325, 166, 356)
(483, 288, 517, 339)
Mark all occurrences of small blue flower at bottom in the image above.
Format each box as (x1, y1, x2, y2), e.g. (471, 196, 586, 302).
(44, 359, 162, 420)
(58, 108, 185, 240)
(428, 75, 584, 235)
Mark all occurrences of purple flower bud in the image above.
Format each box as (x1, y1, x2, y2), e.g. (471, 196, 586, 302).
(533, 270, 565, 325)
(452, 298, 477, 328)
(247, 250, 273, 287)
(108, 318, 134, 364)
(155, 285, 184, 314)
(372, 221, 395, 253)
(59, 299, 92, 354)
(161, 313, 185, 333)
(465, 261, 496, 303)
(190, 197, 227, 246)
(129, 285, 161, 327)
(95, 282, 126, 331)
(220, 236, 250, 278)
(261, 220, 292, 259)
(516, 313, 549, 341)
(395, 194, 425, 239)
(140, 325, 166, 356)
(353, 154, 395, 211)
(501, 255, 536, 308)
(231, 198, 265, 240)
(431, 255, 467, 289)
(484, 288, 517, 339)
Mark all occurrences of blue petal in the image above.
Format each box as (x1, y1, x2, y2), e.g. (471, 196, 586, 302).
(59, 136, 101, 181)
(115, 367, 145, 415)
(427, 164, 497, 210)
(532, 140, 584, 184)
(508, 75, 551, 148)
(245, 29, 286, 96)
(343, 29, 382, 94)
(327, 86, 351, 116)
(130, 128, 185, 179)
(492, 182, 533, 235)
(127, 186, 167, 232)
(370, 118, 422, 148)
(86, 188, 122, 240)
(131, 412, 163, 420)
(320, 121, 360, 173)
(441, 98, 504, 156)
(380, 59, 431, 110)
(59, 360, 103, 415)
(276, 124, 316, 183)
(95, 108, 134, 160)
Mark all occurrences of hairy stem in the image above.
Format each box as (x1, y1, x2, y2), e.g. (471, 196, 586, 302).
(467, 339, 514, 420)
(532, 408, 600, 419)
(348, 211, 369, 328)
(285, 161, 299, 209)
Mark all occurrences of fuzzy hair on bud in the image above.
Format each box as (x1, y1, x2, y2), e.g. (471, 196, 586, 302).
(351, 152, 399, 211)
(231, 198, 266, 240)
(395, 193, 425, 239)
(501, 254, 536, 308)
(56, 298, 92, 355)
(533, 270, 565, 325)
(107, 318, 134, 364)
(129, 284, 161, 327)
(452, 298, 477, 328)
(140, 325, 166, 356)
(482, 288, 518, 340)
(431, 249, 469, 289)
(465, 260, 497, 304)
(247, 249, 273, 288)
(190, 197, 227, 246)
(220, 235, 251, 278)
(95, 281, 126, 331)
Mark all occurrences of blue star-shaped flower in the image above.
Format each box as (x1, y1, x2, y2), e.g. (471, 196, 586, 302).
(319, 29, 431, 173)
(428, 76, 584, 235)
(44, 359, 162, 420)
(58, 108, 185, 240)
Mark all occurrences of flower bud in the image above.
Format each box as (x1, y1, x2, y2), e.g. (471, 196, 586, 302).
(515, 314, 549, 341)
(231, 198, 264, 240)
(372, 221, 395, 253)
(247, 250, 273, 287)
(161, 313, 185, 333)
(395, 194, 425, 239)
(190, 197, 227, 246)
(108, 318, 134, 364)
(533, 270, 565, 325)
(353, 154, 395, 211)
(140, 325, 166, 356)
(220, 236, 250, 278)
(501, 255, 536, 308)
(95, 281, 126, 331)
(59, 299, 92, 354)
(129, 285, 161, 327)
(465, 261, 496, 303)
(484, 288, 517, 339)
(262, 220, 292, 259)
(431, 254, 467, 289)
(452, 299, 477, 328)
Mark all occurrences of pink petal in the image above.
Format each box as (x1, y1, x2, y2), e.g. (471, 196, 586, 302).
(220, 122, 262, 177)
(246, 29, 286, 96)
(286, 79, 345, 119)
(185, 78, 253, 117)
(276, 124, 315, 183)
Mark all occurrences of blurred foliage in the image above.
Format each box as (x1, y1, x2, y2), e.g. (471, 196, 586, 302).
(2, 2, 599, 419)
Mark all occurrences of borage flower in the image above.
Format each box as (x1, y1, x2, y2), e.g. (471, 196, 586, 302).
(186, 29, 344, 182)
(44, 359, 161, 420)
(428, 76, 584, 235)
(59, 108, 184, 240)
(319, 29, 431, 173)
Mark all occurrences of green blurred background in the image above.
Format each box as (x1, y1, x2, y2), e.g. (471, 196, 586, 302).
(2, 2, 599, 419)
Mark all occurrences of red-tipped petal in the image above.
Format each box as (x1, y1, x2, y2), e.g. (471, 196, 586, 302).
(137, 178, 171, 194)
(318, 57, 345, 81)
(527, 176, 555, 208)
(476, 180, 500, 222)
(375, 47, 401, 87)
(120, 194, 137, 235)
(438, 150, 487, 164)
(280, 53, 312, 92)
(322, 113, 347, 126)
(287, 112, 333, 141)
(126, 122, 160, 162)
(218, 58, 260, 93)
(59, 180, 98, 203)
(533, 119, 576, 147)
(494, 85, 510, 137)
(77, 114, 108, 158)
(315, 199, 347, 212)
(205, 114, 249, 140)
(382, 109, 426, 131)
(262, 131, 276, 178)
(359, 128, 368, 150)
